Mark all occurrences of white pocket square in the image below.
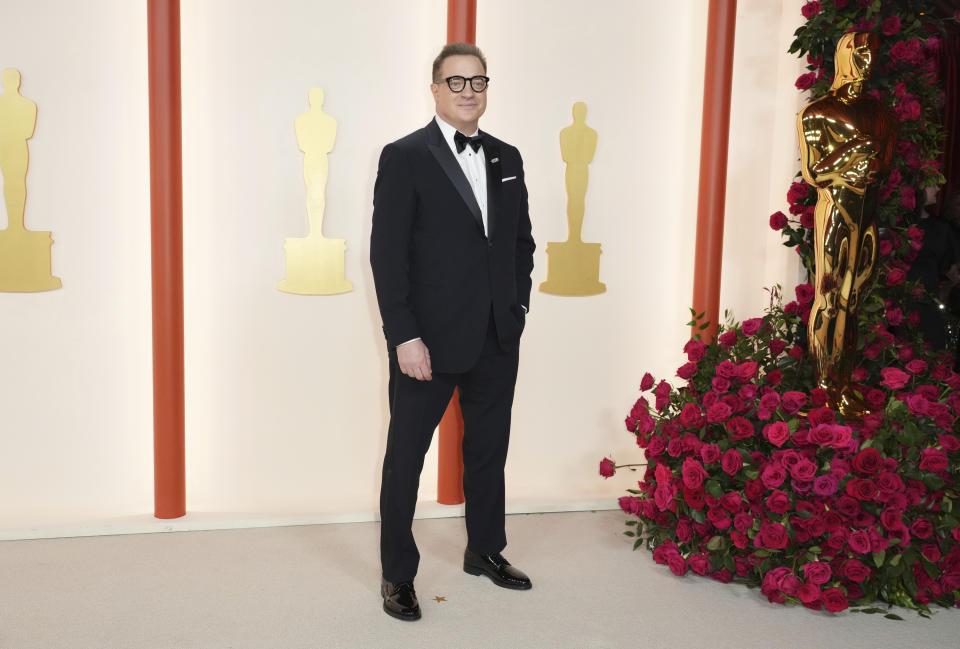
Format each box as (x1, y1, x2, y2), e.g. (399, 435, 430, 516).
(502, 176, 517, 183)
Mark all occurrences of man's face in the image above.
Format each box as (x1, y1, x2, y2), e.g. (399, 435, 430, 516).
(431, 54, 487, 132)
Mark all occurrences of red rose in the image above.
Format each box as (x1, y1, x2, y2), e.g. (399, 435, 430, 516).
(721, 449, 744, 476)
(910, 518, 934, 539)
(667, 554, 688, 576)
(769, 339, 787, 356)
(790, 459, 817, 482)
(766, 369, 783, 386)
(822, 587, 849, 613)
(718, 330, 737, 348)
(761, 463, 787, 489)
(794, 283, 814, 304)
(795, 71, 817, 90)
(738, 361, 759, 381)
(798, 583, 821, 604)
(707, 402, 733, 423)
(880, 367, 910, 390)
(763, 421, 790, 448)
(803, 561, 832, 585)
(741, 319, 763, 338)
(781, 391, 808, 414)
(683, 339, 706, 362)
(921, 543, 942, 563)
(882, 15, 901, 35)
(880, 508, 904, 531)
(842, 558, 871, 583)
(766, 489, 791, 514)
(885, 307, 903, 326)
(905, 359, 928, 375)
(733, 512, 753, 532)
(700, 443, 721, 464)
(847, 529, 871, 554)
(800, 207, 815, 229)
(677, 362, 697, 380)
(599, 458, 615, 478)
(801, 1, 822, 18)
(787, 182, 810, 204)
(726, 416, 754, 441)
(720, 492, 743, 513)
(886, 268, 906, 286)
(846, 478, 877, 501)
(757, 522, 789, 549)
(640, 372, 655, 391)
(679, 402, 702, 429)
(681, 457, 709, 489)
(769, 211, 788, 230)
(919, 448, 948, 472)
(851, 448, 884, 475)
(688, 553, 711, 576)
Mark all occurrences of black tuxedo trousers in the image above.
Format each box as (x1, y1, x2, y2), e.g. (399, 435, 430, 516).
(370, 120, 535, 582)
(380, 311, 518, 582)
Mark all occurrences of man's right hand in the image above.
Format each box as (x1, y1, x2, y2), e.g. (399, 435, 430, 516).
(397, 339, 432, 381)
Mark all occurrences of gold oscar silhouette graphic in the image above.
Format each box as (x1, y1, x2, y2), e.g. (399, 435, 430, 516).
(797, 32, 897, 418)
(0, 68, 61, 292)
(540, 102, 605, 296)
(278, 88, 352, 295)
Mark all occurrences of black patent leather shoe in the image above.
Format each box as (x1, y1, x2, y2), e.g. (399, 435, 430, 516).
(381, 579, 421, 621)
(463, 549, 532, 590)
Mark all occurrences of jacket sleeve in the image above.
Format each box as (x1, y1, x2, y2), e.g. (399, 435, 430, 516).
(370, 144, 420, 347)
(514, 152, 536, 311)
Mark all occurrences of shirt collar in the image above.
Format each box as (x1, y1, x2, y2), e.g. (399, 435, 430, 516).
(434, 115, 479, 152)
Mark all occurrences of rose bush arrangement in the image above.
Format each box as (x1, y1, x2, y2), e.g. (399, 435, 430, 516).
(602, 3, 960, 616)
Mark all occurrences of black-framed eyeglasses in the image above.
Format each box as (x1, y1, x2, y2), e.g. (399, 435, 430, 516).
(438, 75, 490, 93)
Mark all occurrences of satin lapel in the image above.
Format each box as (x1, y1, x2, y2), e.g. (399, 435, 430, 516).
(425, 121, 484, 234)
(483, 135, 502, 241)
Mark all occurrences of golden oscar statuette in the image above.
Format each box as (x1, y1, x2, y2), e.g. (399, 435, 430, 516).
(278, 88, 352, 295)
(0, 68, 61, 292)
(797, 33, 898, 418)
(539, 102, 606, 296)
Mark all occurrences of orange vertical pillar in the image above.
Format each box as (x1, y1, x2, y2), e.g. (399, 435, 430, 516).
(691, 0, 737, 341)
(437, 0, 477, 506)
(147, 0, 186, 519)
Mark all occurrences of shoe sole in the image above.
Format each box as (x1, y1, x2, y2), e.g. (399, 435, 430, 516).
(382, 601, 421, 621)
(463, 563, 533, 590)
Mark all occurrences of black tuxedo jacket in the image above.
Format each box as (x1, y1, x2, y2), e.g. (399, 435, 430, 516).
(370, 119, 536, 373)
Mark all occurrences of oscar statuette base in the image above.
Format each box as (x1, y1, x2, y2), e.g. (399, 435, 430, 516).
(277, 235, 353, 295)
(0, 228, 62, 292)
(539, 240, 605, 296)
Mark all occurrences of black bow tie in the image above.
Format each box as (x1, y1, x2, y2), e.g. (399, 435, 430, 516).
(454, 131, 483, 154)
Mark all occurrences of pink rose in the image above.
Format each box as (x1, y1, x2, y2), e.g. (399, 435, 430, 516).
(738, 361, 759, 381)
(790, 459, 817, 482)
(798, 583, 821, 604)
(679, 402, 702, 429)
(905, 359, 928, 375)
(688, 553, 711, 576)
(763, 421, 790, 448)
(880, 367, 910, 390)
(721, 449, 744, 476)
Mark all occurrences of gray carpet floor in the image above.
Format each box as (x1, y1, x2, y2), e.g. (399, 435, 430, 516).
(1, 510, 957, 649)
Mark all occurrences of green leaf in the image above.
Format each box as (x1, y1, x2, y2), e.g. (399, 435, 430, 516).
(889, 553, 902, 567)
(633, 538, 643, 551)
(706, 479, 723, 499)
(884, 614, 904, 621)
(872, 550, 885, 568)
(624, 531, 635, 537)
(690, 508, 706, 524)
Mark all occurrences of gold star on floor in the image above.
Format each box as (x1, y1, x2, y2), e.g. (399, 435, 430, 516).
(433, 595, 446, 603)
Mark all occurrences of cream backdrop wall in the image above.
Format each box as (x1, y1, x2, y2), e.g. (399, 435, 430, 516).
(0, 0, 805, 537)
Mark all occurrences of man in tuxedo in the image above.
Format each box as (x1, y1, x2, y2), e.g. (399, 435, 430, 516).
(370, 42, 536, 621)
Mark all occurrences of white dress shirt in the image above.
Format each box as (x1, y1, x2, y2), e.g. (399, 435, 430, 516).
(434, 115, 488, 236)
